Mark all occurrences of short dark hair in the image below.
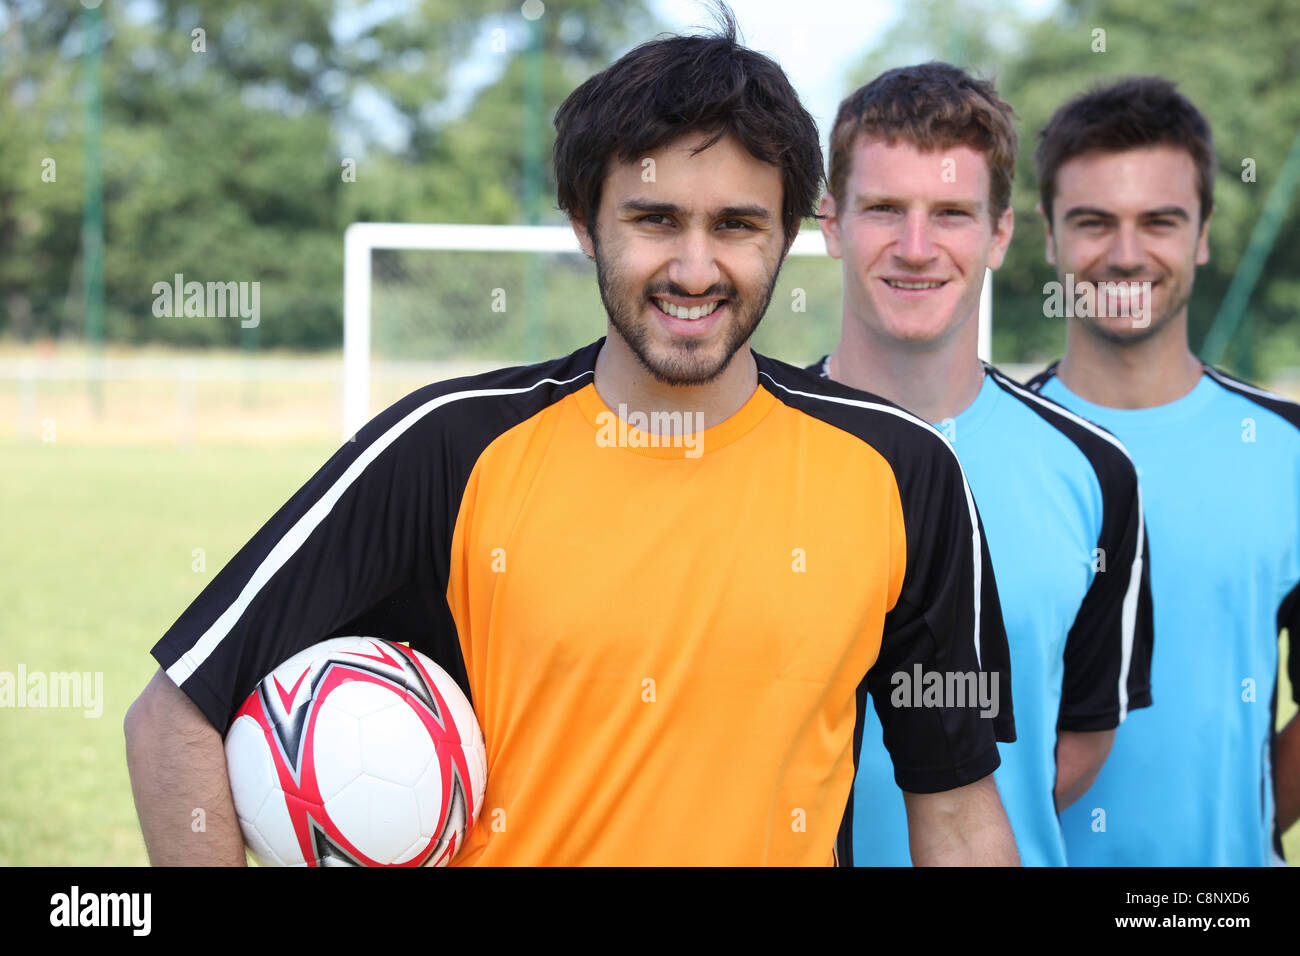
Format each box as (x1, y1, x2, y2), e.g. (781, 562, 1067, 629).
(828, 62, 1018, 221)
(553, 5, 823, 248)
(1036, 75, 1216, 226)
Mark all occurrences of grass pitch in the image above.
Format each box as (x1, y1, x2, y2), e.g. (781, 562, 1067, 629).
(0, 437, 334, 865)
(1, 436, 1296, 865)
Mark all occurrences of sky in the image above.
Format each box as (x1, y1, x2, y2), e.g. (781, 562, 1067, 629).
(653, 0, 1060, 148)
(653, 0, 897, 143)
(338, 0, 1061, 156)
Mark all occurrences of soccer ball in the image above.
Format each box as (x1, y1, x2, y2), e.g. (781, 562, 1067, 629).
(224, 636, 487, 867)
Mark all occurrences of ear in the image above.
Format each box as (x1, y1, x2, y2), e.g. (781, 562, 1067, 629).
(818, 193, 842, 260)
(1196, 205, 1214, 266)
(571, 216, 596, 259)
(986, 205, 1015, 271)
(1036, 202, 1057, 266)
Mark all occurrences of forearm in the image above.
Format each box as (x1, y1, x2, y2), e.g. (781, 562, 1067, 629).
(904, 776, 1020, 866)
(125, 668, 247, 866)
(1275, 713, 1300, 835)
(910, 814, 1018, 866)
(1054, 729, 1114, 812)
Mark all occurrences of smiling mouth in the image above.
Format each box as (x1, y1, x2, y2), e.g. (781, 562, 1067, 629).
(1090, 279, 1160, 302)
(652, 298, 726, 320)
(883, 279, 947, 290)
(1089, 278, 1160, 289)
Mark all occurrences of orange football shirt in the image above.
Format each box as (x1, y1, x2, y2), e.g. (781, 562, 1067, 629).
(155, 339, 1011, 866)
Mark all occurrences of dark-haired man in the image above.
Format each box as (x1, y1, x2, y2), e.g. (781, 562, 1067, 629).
(812, 63, 1152, 867)
(1028, 76, 1300, 866)
(125, 14, 1016, 865)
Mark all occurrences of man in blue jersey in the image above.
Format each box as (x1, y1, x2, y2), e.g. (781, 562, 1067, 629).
(1028, 76, 1300, 866)
(812, 63, 1154, 866)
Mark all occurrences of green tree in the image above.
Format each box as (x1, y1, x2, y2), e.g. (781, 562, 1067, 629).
(837, 0, 1300, 377)
(0, 0, 655, 349)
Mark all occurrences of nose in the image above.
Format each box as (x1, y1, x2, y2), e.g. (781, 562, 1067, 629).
(896, 209, 936, 264)
(1106, 222, 1145, 274)
(667, 226, 723, 294)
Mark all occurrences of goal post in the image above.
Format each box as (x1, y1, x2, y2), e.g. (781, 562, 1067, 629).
(343, 223, 587, 438)
(342, 222, 992, 439)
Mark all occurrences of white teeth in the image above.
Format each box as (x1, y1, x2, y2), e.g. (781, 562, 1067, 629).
(887, 280, 944, 290)
(655, 299, 721, 319)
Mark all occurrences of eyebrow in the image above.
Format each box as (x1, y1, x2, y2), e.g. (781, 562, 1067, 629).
(853, 193, 982, 211)
(1063, 205, 1191, 222)
(618, 199, 773, 221)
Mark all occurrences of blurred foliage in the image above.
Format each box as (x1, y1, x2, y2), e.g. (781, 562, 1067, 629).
(4, 0, 1298, 372)
(0, 0, 656, 349)
(368, 243, 845, 366)
(840, 0, 1300, 376)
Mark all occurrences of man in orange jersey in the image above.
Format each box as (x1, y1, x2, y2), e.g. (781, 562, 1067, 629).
(125, 10, 1018, 865)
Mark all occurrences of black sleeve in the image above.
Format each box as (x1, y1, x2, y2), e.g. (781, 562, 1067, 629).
(149, 390, 454, 734)
(1058, 454, 1155, 731)
(867, 444, 1014, 794)
(1280, 580, 1300, 706)
(148, 348, 600, 734)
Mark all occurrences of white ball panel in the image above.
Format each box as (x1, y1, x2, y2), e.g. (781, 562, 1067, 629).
(251, 785, 304, 866)
(431, 669, 479, 746)
(358, 695, 436, 787)
(325, 775, 421, 864)
(413, 758, 447, 839)
(224, 715, 277, 824)
(393, 831, 437, 866)
(242, 828, 285, 868)
(332, 673, 400, 717)
(312, 692, 364, 802)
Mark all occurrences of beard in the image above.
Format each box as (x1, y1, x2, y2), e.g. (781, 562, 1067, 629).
(593, 239, 782, 386)
(1074, 272, 1194, 347)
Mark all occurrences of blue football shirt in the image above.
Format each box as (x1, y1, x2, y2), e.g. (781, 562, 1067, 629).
(814, 360, 1154, 866)
(1033, 362, 1300, 866)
